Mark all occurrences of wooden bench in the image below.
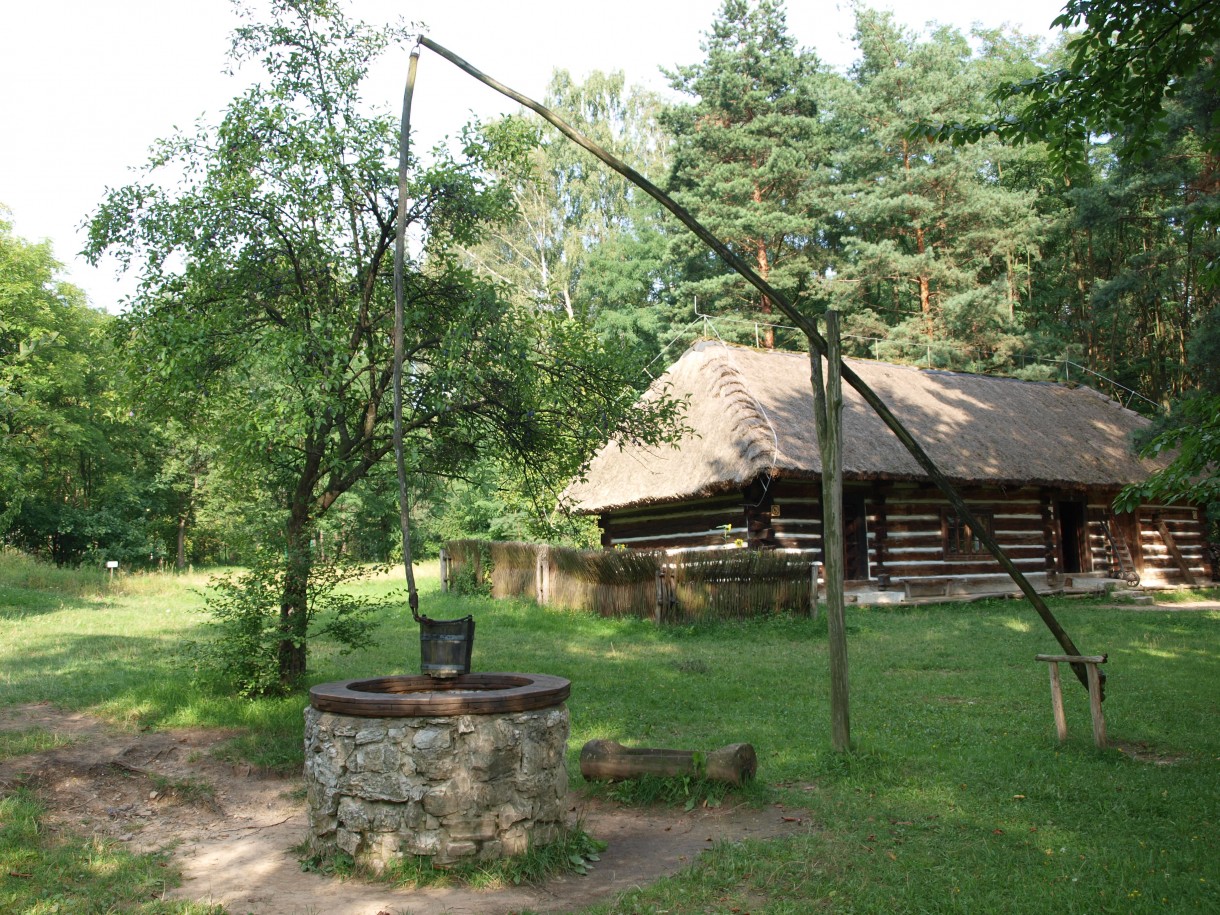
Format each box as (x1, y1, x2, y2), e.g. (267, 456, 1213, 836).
(1035, 654, 1108, 748)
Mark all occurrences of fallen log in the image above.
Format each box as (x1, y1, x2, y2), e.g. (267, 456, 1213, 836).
(579, 739, 757, 786)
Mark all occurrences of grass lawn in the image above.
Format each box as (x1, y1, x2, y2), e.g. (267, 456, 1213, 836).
(1, 549, 1217, 913)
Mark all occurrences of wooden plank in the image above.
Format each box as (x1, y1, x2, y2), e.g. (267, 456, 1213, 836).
(1036, 654, 1108, 664)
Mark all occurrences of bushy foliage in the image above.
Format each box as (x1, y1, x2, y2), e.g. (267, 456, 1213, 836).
(189, 556, 389, 697)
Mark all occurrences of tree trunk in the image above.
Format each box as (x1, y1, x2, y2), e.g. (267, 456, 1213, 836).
(279, 501, 312, 689)
(176, 514, 187, 570)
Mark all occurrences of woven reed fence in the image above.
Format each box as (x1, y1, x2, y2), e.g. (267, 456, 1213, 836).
(442, 541, 817, 622)
(664, 549, 818, 622)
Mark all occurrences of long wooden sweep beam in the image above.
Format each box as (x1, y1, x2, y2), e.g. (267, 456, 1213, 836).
(412, 36, 1098, 694)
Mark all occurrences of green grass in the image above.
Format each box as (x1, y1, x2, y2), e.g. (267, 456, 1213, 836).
(0, 789, 224, 914)
(1, 549, 1218, 913)
(0, 727, 74, 761)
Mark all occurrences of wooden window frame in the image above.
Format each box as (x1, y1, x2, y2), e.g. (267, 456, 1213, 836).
(942, 509, 994, 560)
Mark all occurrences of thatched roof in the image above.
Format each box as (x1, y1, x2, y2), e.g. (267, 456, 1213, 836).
(565, 341, 1165, 514)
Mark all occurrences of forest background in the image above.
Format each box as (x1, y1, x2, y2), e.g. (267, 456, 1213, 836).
(2, 0, 1217, 576)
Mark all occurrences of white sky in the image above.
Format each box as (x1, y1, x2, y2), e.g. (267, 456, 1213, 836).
(1, 0, 1069, 311)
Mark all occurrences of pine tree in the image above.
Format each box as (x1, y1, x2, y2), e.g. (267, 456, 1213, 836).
(828, 10, 1051, 369)
(662, 0, 836, 348)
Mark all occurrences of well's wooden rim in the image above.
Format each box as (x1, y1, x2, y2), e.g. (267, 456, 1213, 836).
(309, 672, 570, 717)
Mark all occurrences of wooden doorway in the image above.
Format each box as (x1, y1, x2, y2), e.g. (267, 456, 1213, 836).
(1057, 500, 1088, 574)
(843, 495, 870, 580)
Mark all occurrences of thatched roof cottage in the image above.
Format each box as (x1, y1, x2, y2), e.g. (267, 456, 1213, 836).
(564, 341, 1213, 596)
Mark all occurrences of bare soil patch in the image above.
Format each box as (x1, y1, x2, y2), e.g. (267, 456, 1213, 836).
(0, 703, 810, 914)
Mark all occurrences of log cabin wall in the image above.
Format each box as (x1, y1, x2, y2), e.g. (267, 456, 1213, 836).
(597, 477, 1211, 587)
(1138, 504, 1211, 586)
(598, 493, 748, 552)
(758, 480, 1051, 582)
(863, 483, 1048, 581)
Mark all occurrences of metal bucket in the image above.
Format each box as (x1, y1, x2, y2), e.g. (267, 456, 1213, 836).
(418, 614, 475, 678)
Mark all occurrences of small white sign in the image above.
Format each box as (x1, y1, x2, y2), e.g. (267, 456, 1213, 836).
(106, 560, 119, 569)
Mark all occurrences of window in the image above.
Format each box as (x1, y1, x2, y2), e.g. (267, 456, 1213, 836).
(943, 510, 993, 559)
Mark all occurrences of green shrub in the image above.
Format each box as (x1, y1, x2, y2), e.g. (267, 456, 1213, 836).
(186, 555, 390, 697)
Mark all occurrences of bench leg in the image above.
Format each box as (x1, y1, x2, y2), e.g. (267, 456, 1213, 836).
(1048, 662, 1068, 742)
(1086, 663, 1107, 749)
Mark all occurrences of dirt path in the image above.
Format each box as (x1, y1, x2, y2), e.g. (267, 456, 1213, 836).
(0, 703, 810, 914)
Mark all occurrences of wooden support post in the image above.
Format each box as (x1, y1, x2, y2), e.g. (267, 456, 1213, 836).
(814, 310, 851, 752)
(535, 546, 548, 605)
(810, 562, 820, 621)
(1036, 654, 1108, 748)
(439, 548, 449, 594)
(1047, 661, 1067, 742)
(654, 566, 674, 623)
(1086, 662, 1107, 748)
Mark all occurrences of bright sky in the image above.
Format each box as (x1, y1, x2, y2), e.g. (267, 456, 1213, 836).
(1, 0, 1069, 311)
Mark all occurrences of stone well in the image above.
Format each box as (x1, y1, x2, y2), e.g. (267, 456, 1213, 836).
(304, 673, 570, 868)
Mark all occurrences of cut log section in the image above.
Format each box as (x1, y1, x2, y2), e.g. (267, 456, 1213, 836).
(579, 739, 757, 786)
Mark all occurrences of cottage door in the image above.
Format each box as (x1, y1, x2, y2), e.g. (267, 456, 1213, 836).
(843, 495, 869, 580)
(1056, 500, 1088, 574)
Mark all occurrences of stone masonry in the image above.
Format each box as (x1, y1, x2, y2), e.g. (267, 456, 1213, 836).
(303, 703, 569, 868)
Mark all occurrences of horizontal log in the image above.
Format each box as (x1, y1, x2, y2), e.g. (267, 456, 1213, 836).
(608, 495, 742, 524)
(881, 559, 1046, 577)
(614, 533, 737, 550)
(607, 516, 743, 538)
(579, 739, 757, 786)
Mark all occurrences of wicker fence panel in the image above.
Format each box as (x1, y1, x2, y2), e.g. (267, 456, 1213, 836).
(489, 541, 539, 600)
(670, 551, 816, 621)
(444, 539, 489, 592)
(443, 540, 816, 622)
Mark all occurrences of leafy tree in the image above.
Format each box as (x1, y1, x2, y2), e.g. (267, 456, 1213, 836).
(662, 0, 837, 348)
(942, 0, 1219, 524)
(0, 213, 166, 564)
(940, 0, 1220, 170)
(87, 0, 682, 693)
(462, 71, 676, 356)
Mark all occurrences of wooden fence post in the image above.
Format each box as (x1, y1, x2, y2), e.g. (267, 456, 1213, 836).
(439, 548, 449, 593)
(654, 565, 675, 623)
(536, 546, 549, 605)
(810, 562, 820, 621)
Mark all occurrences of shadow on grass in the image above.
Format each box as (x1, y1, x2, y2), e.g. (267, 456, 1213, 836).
(0, 584, 103, 620)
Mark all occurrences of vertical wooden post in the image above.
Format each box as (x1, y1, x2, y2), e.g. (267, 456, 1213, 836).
(815, 310, 851, 752)
(810, 562, 820, 621)
(655, 567, 665, 624)
(1087, 663, 1107, 749)
(439, 548, 449, 594)
(536, 546, 549, 605)
(1047, 662, 1068, 742)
